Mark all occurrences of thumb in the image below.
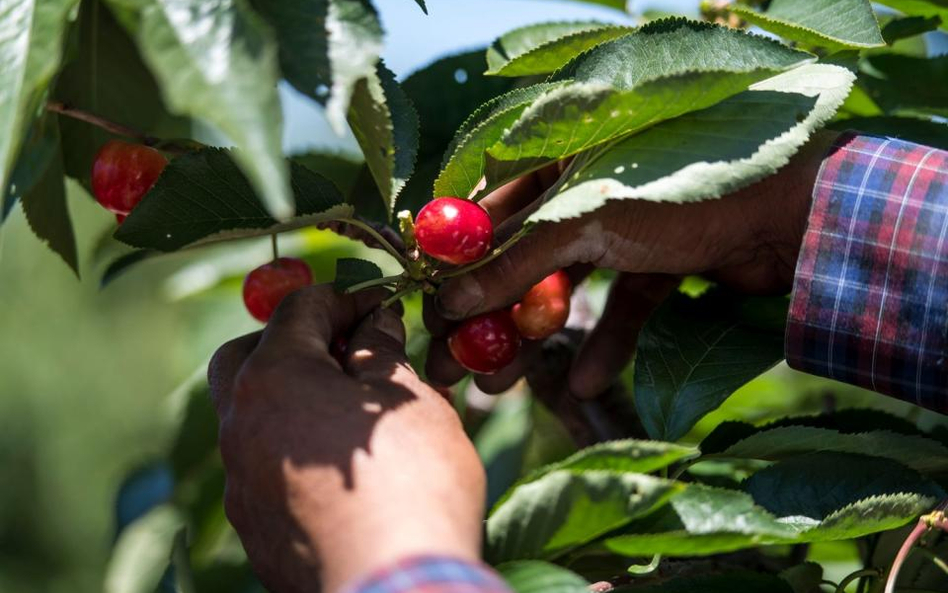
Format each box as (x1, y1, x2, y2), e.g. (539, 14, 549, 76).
(345, 307, 414, 385)
(437, 219, 595, 320)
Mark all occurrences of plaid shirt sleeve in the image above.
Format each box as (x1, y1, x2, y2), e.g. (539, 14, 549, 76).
(786, 133, 948, 411)
(341, 556, 513, 593)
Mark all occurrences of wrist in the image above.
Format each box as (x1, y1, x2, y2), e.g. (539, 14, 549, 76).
(756, 130, 840, 288)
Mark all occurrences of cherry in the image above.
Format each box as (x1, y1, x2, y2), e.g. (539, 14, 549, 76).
(242, 258, 313, 323)
(415, 197, 493, 265)
(512, 270, 572, 340)
(91, 140, 168, 216)
(448, 310, 521, 374)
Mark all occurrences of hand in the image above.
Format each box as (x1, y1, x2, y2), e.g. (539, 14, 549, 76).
(426, 131, 839, 398)
(208, 286, 485, 593)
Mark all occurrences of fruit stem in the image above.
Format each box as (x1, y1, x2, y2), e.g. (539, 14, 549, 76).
(836, 569, 881, 593)
(344, 274, 405, 294)
(381, 285, 419, 308)
(339, 218, 408, 266)
(884, 507, 948, 593)
(46, 101, 197, 155)
(437, 226, 530, 280)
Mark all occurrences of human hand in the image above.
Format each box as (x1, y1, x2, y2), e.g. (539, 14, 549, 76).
(425, 131, 839, 398)
(208, 286, 485, 593)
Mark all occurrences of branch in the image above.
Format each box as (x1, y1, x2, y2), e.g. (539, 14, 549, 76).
(46, 101, 195, 155)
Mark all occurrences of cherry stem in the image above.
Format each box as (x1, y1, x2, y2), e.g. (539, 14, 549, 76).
(339, 218, 407, 266)
(46, 101, 194, 155)
(437, 226, 530, 280)
(381, 285, 418, 308)
(885, 507, 948, 593)
(344, 274, 404, 295)
(836, 568, 880, 593)
(271, 233, 279, 260)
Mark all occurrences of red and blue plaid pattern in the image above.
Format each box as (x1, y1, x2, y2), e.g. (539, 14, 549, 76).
(344, 556, 512, 593)
(787, 133, 948, 411)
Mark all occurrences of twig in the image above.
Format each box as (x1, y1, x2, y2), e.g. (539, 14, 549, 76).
(836, 568, 881, 593)
(339, 218, 407, 266)
(47, 101, 196, 155)
(344, 274, 404, 294)
(437, 226, 529, 280)
(381, 285, 418, 308)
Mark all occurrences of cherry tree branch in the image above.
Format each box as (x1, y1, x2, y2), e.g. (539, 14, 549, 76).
(46, 101, 196, 155)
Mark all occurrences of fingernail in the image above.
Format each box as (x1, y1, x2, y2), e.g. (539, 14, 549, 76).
(437, 277, 483, 320)
(373, 308, 406, 345)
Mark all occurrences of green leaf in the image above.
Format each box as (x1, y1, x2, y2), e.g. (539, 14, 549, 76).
(731, 0, 885, 50)
(603, 484, 798, 557)
(17, 119, 79, 274)
(483, 19, 814, 189)
(497, 561, 589, 593)
(702, 425, 948, 475)
(333, 258, 383, 292)
(828, 116, 948, 150)
(743, 452, 944, 522)
(486, 21, 633, 77)
(476, 395, 532, 509)
(434, 82, 566, 200)
(0, 0, 79, 203)
(411, 0, 426, 14)
(347, 62, 419, 217)
(250, 0, 383, 133)
(110, 0, 292, 218)
(104, 504, 182, 593)
(568, 0, 627, 10)
(529, 63, 853, 224)
(881, 15, 943, 43)
(486, 470, 681, 563)
(292, 151, 364, 196)
(779, 562, 824, 593)
(809, 493, 937, 541)
(875, 0, 948, 31)
(5, 114, 63, 220)
(613, 571, 794, 593)
(54, 0, 191, 188)
(633, 292, 786, 442)
(115, 148, 350, 251)
(860, 54, 948, 117)
(493, 439, 697, 511)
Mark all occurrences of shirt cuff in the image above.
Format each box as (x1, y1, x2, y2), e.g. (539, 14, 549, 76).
(340, 556, 513, 593)
(786, 132, 948, 410)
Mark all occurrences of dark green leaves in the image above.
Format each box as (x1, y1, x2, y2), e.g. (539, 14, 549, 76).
(0, 0, 79, 207)
(115, 148, 350, 251)
(633, 292, 787, 442)
(732, 0, 885, 50)
(112, 0, 291, 218)
(333, 258, 382, 292)
(860, 54, 948, 117)
(347, 63, 419, 217)
(486, 21, 633, 77)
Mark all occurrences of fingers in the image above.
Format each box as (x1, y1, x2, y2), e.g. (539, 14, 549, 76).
(425, 337, 467, 387)
(256, 285, 387, 364)
(568, 274, 679, 400)
(345, 306, 414, 386)
(208, 331, 262, 414)
(437, 218, 593, 320)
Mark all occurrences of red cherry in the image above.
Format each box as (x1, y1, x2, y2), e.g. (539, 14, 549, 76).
(242, 258, 313, 323)
(448, 310, 520, 374)
(91, 140, 168, 216)
(415, 197, 493, 265)
(512, 270, 572, 340)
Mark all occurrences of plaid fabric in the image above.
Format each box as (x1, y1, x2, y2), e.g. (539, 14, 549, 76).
(786, 133, 948, 411)
(344, 556, 512, 593)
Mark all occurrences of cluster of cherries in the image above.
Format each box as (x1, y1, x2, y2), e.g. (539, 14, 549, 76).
(90, 140, 569, 376)
(416, 197, 572, 374)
